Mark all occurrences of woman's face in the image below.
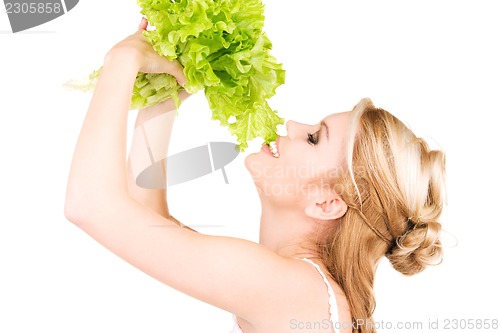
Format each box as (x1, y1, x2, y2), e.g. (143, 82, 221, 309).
(245, 111, 352, 207)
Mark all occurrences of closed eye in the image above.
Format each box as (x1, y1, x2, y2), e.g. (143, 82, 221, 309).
(307, 131, 319, 145)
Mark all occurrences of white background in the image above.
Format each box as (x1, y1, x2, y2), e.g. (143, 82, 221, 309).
(1, 0, 499, 332)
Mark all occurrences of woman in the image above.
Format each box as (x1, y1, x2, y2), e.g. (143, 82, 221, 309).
(65, 18, 446, 333)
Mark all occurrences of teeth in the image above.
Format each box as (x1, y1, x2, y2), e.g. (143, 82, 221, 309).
(269, 141, 279, 158)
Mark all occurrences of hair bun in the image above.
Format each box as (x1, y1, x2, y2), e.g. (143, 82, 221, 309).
(386, 220, 442, 276)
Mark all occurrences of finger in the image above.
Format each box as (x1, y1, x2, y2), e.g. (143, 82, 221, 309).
(139, 17, 146, 29)
(138, 17, 148, 30)
(178, 90, 191, 102)
(164, 60, 187, 87)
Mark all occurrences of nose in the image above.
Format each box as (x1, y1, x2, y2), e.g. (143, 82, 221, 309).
(286, 120, 310, 138)
(285, 120, 296, 138)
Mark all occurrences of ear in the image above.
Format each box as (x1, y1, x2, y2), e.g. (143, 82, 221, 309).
(304, 192, 347, 221)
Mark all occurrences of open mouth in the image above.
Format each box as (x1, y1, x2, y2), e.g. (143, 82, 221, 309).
(263, 138, 280, 158)
(269, 141, 279, 158)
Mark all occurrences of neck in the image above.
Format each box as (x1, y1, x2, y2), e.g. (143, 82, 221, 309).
(258, 202, 319, 259)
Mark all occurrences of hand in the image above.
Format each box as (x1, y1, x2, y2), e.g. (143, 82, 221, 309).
(106, 17, 187, 87)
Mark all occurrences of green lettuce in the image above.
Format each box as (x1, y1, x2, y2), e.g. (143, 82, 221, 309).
(66, 0, 285, 151)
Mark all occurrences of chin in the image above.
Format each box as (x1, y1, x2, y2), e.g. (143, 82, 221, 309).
(244, 153, 262, 183)
(244, 148, 260, 168)
(244, 154, 271, 197)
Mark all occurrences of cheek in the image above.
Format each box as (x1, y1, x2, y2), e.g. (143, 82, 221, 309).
(269, 165, 316, 198)
(245, 151, 329, 200)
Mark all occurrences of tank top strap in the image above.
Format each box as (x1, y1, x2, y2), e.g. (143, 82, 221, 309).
(299, 258, 341, 329)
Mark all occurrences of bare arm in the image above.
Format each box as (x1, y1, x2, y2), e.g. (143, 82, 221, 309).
(126, 93, 192, 228)
(127, 102, 172, 218)
(64, 23, 309, 327)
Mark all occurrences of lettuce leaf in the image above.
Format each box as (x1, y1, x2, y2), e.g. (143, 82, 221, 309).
(67, 0, 285, 151)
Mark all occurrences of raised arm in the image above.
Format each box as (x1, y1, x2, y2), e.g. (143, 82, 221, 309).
(64, 19, 312, 329)
(126, 92, 191, 226)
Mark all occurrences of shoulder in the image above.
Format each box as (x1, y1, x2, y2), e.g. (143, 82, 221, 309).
(295, 259, 352, 332)
(247, 258, 351, 332)
(327, 275, 352, 332)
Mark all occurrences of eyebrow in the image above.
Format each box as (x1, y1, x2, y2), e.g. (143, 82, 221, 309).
(320, 120, 329, 141)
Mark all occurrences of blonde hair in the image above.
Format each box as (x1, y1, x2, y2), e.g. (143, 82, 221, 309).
(319, 98, 446, 333)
